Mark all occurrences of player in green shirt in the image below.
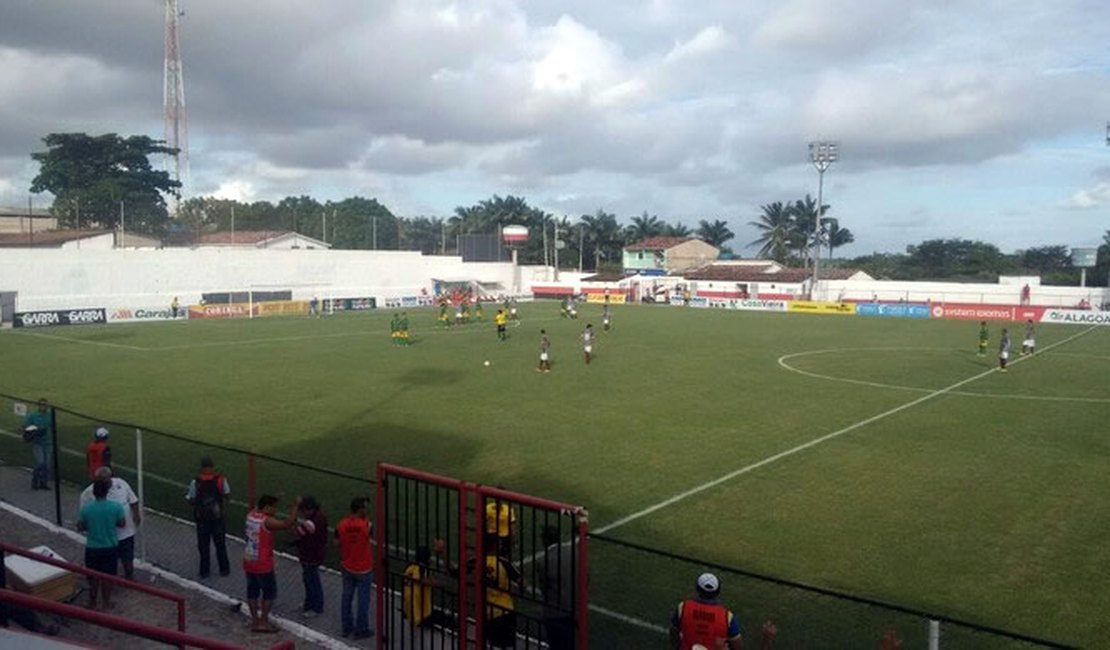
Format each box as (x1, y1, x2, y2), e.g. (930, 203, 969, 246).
(399, 312, 411, 346)
(977, 321, 989, 357)
(390, 314, 401, 346)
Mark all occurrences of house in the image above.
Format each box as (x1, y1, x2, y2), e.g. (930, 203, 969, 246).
(0, 230, 115, 250)
(0, 206, 57, 234)
(622, 237, 719, 275)
(683, 263, 872, 300)
(189, 231, 331, 249)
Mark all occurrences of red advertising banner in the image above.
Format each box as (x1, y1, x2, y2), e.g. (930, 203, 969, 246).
(187, 303, 257, 319)
(930, 303, 1045, 322)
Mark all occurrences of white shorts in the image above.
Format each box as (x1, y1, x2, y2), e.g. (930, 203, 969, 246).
(584, 345, 592, 354)
(540, 352, 549, 361)
(1000, 351, 1009, 360)
(1023, 339, 1034, 347)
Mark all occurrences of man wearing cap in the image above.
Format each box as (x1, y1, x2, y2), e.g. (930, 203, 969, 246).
(22, 398, 53, 490)
(670, 573, 744, 650)
(79, 466, 141, 580)
(86, 427, 113, 480)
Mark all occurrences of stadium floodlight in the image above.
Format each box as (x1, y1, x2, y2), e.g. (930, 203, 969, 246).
(808, 141, 840, 299)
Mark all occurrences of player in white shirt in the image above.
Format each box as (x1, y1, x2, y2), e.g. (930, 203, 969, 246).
(78, 466, 141, 579)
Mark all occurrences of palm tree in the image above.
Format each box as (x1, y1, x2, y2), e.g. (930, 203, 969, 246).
(696, 219, 734, 248)
(628, 211, 664, 241)
(664, 222, 692, 237)
(790, 194, 829, 269)
(580, 209, 624, 270)
(748, 201, 794, 263)
(823, 219, 855, 260)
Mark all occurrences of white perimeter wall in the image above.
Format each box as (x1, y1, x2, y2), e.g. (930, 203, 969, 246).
(822, 279, 1108, 307)
(0, 248, 554, 312)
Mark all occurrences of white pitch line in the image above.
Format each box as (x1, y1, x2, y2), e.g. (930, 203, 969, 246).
(10, 329, 147, 351)
(589, 604, 669, 634)
(595, 326, 1098, 535)
(778, 347, 1110, 404)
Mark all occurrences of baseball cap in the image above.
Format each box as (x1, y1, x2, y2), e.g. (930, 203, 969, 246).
(696, 573, 720, 594)
(95, 427, 110, 439)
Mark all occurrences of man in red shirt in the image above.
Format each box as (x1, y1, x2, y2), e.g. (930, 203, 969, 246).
(243, 494, 301, 634)
(336, 497, 374, 639)
(85, 427, 112, 480)
(670, 573, 777, 650)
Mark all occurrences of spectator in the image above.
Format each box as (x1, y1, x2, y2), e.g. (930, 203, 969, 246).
(243, 494, 301, 634)
(79, 466, 141, 580)
(1020, 283, 1031, 305)
(85, 427, 112, 480)
(295, 496, 328, 618)
(185, 457, 231, 579)
(22, 398, 52, 490)
(171, 296, 180, 318)
(481, 540, 520, 649)
(670, 573, 776, 650)
(402, 540, 452, 629)
(336, 497, 374, 639)
(76, 479, 125, 610)
(485, 493, 517, 558)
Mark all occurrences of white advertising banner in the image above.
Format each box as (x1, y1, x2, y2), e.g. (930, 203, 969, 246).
(1040, 309, 1110, 326)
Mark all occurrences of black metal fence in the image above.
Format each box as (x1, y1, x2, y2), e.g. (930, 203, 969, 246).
(0, 390, 1079, 649)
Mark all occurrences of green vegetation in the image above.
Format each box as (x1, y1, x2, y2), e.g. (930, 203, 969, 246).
(0, 303, 1106, 646)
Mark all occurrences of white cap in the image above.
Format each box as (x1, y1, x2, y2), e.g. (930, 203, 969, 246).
(95, 427, 110, 439)
(23, 425, 39, 433)
(696, 573, 720, 594)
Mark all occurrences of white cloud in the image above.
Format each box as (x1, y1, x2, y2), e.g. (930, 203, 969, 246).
(1064, 182, 1110, 209)
(663, 26, 730, 64)
(211, 180, 256, 203)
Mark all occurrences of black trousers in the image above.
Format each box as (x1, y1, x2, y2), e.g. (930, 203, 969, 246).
(196, 519, 230, 576)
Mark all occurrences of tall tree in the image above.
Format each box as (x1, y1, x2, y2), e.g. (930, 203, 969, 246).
(1019, 245, 1071, 273)
(823, 219, 855, 260)
(31, 133, 181, 235)
(664, 222, 692, 237)
(748, 201, 795, 263)
(695, 219, 734, 248)
(627, 211, 664, 241)
(580, 209, 624, 271)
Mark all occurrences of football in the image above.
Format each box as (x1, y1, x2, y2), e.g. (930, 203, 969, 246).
(297, 520, 316, 536)
(484, 360, 491, 367)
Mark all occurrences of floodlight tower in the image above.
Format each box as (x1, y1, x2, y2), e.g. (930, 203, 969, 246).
(808, 141, 839, 299)
(164, 0, 189, 211)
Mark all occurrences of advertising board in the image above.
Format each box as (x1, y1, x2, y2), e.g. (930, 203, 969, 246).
(108, 307, 179, 323)
(787, 301, 855, 315)
(1041, 309, 1110, 325)
(187, 303, 256, 319)
(930, 303, 1014, 321)
(256, 300, 309, 317)
(585, 293, 627, 304)
(323, 297, 376, 312)
(856, 303, 930, 319)
(13, 308, 107, 328)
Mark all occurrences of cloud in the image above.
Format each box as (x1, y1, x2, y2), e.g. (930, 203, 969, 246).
(1064, 182, 1110, 210)
(664, 26, 731, 64)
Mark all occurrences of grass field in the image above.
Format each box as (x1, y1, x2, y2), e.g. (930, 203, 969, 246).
(1, 302, 1108, 647)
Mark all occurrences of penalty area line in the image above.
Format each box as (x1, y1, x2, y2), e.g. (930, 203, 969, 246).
(595, 325, 1098, 535)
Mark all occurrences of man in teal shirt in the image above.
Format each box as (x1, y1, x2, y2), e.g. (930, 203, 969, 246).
(77, 479, 125, 609)
(22, 398, 52, 490)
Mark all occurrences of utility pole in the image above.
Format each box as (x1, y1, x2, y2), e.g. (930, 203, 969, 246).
(808, 141, 839, 300)
(322, 210, 327, 244)
(553, 220, 560, 281)
(372, 215, 377, 249)
(230, 204, 235, 244)
(164, 0, 189, 214)
(119, 201, 125, 247)
(578, 223, 583, 273)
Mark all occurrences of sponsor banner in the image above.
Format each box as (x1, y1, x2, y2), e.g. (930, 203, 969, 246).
(256, 300, 309, 317)
(670, 296, 708, 308)
(856, 303, 931, 319)
(1015, 306, 1045, 322)
(188, 303, 256, 320)
(323, 297, 376, 312)
(734, 299, 788, 312)
(108, 307, 179, 323)
(1041, 309, 1110, 325)
(13, 308, 107, 328)
(787, 301, 855, 315)
(384, 295, 436, 308)
(586, 293, 627, 304)
(930, 303, 1014, 321)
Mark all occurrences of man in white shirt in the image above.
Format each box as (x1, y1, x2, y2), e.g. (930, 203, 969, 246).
(79, 466, 142, 579)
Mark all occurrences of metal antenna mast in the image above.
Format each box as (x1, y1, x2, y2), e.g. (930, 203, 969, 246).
(164, 0, 189, 212)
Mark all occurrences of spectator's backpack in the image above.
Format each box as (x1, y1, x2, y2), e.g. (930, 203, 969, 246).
(194, 474, 225, 522)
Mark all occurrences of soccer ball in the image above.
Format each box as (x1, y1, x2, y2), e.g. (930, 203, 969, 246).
(297, 520, 316, 536)
(484, 360, 491, 367)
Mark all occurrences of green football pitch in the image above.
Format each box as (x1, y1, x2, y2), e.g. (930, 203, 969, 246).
(1, 302, 1108, 646)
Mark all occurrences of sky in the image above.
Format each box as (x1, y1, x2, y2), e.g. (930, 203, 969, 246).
(0, 0, 1107, 255)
